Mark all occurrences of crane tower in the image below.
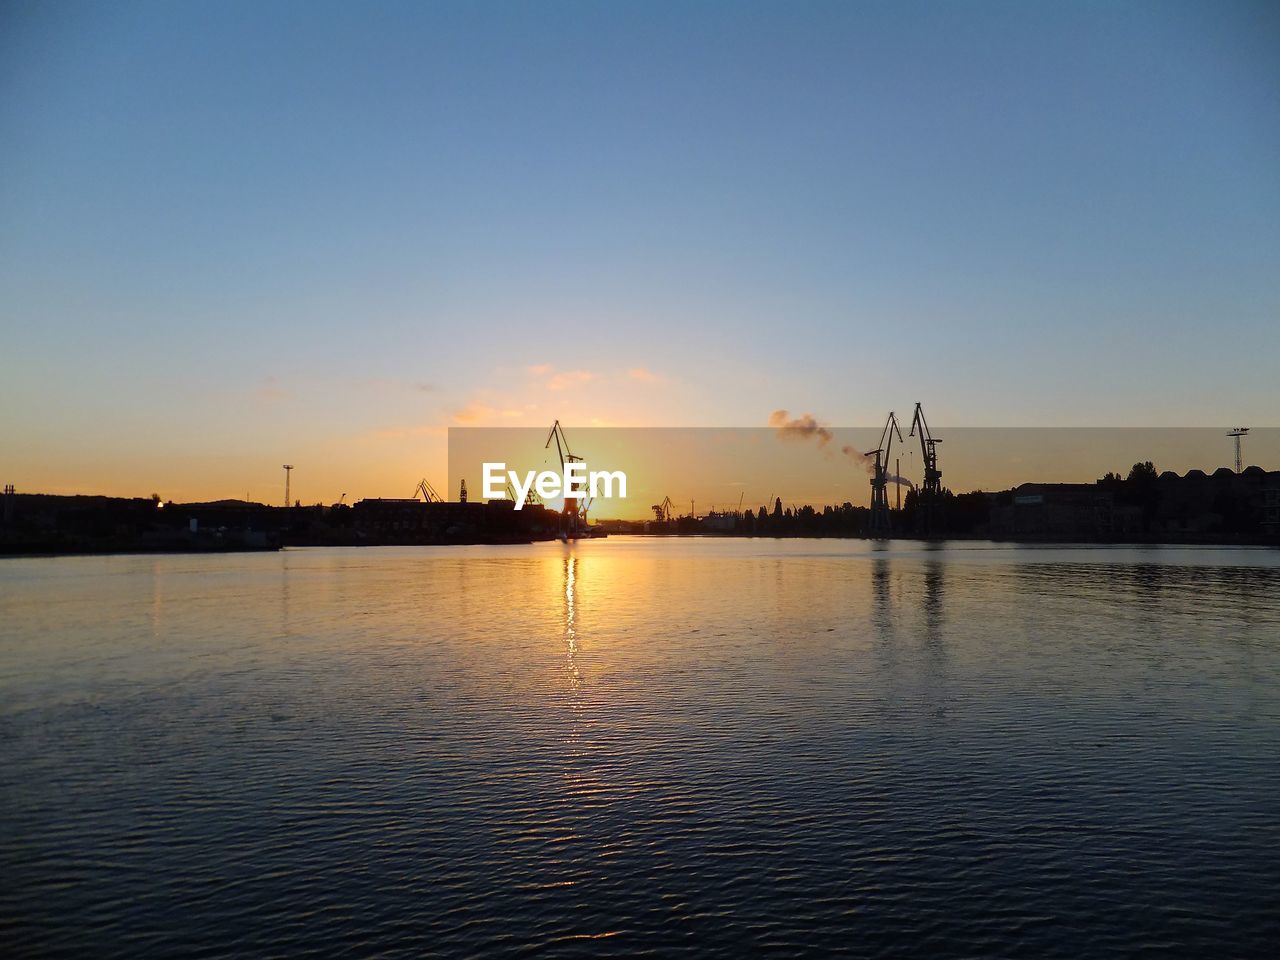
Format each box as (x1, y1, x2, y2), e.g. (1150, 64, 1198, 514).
(545, 420, 587, 536)
(909, 402, 942, 533)
(868, 411, 903, 537)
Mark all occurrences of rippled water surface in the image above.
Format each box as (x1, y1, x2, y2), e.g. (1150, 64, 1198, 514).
(2, 539, 1279, 957)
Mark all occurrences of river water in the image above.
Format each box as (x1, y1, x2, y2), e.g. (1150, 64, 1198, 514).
(2, 539, 1278, 957)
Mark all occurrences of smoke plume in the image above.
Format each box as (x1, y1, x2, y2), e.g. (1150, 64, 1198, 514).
(840, 443, 876, 475)
(841, 443, 915, 488)
(769, 410, 915, 488)
(769, 410, 832, 447)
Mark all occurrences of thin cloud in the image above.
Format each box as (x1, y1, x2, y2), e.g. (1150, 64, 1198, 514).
(253, 377, 290, 402)
(546, 370, 597, 391)
(627, 367, 662, 383)
(369, 424, 447, 440)
(343, 377, 440, 396)
(452, 403, 528, 424)
(452, 403, 491, 424)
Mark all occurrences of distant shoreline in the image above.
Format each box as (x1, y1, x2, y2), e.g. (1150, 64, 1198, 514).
(5, 534, 1278, 559)
(5, 471, 1279, 555)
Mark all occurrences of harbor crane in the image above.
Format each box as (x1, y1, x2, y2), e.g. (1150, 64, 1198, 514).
(413, 478, 444, 503)
(867, 411, 903, 537)
(909, 402, 943, 533)
(545, 420, 587, 534)
(651, 496, 675, 523)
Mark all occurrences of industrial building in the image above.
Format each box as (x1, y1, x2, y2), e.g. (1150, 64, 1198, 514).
(988, 468, 1280, 541)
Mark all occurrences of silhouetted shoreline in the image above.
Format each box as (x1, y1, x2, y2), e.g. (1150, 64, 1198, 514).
(4, 462, 1277, 557)
(0, 493, 559, 556)
(608, 463, 1280, 544)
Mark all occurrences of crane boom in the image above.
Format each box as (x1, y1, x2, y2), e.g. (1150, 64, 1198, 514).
(413, 478, 444, 503)
(545, 419, 584, 470)
(881, 411, 904, 461)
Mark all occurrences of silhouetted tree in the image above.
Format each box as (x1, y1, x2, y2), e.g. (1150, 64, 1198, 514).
(1120, 461, 1161, 530)
(1127, 461, 1157, 484)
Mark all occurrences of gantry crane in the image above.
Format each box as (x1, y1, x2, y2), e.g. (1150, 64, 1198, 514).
(651, 496, 675, 523)
(413, 478, 444, 503)
(909, 402, 943, 533)
(867, 411, 903, 537)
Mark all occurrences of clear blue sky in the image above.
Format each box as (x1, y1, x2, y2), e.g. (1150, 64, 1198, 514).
(2, 1, 1277, 500)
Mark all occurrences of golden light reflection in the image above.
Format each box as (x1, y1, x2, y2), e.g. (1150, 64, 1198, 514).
(563, 551, 581, 691)
(560, 549, 589, 783)
(149, 558, 164, 638)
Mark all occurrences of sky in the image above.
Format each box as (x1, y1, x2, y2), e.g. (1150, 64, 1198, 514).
(2, 0, 1277, 504)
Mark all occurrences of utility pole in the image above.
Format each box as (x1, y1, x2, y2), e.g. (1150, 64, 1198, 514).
(1227, 428, 1249, 473)
(282, 464, 293, 507)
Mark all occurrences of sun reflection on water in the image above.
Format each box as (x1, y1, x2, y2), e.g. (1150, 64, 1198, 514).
(563, 552, 581, 691)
